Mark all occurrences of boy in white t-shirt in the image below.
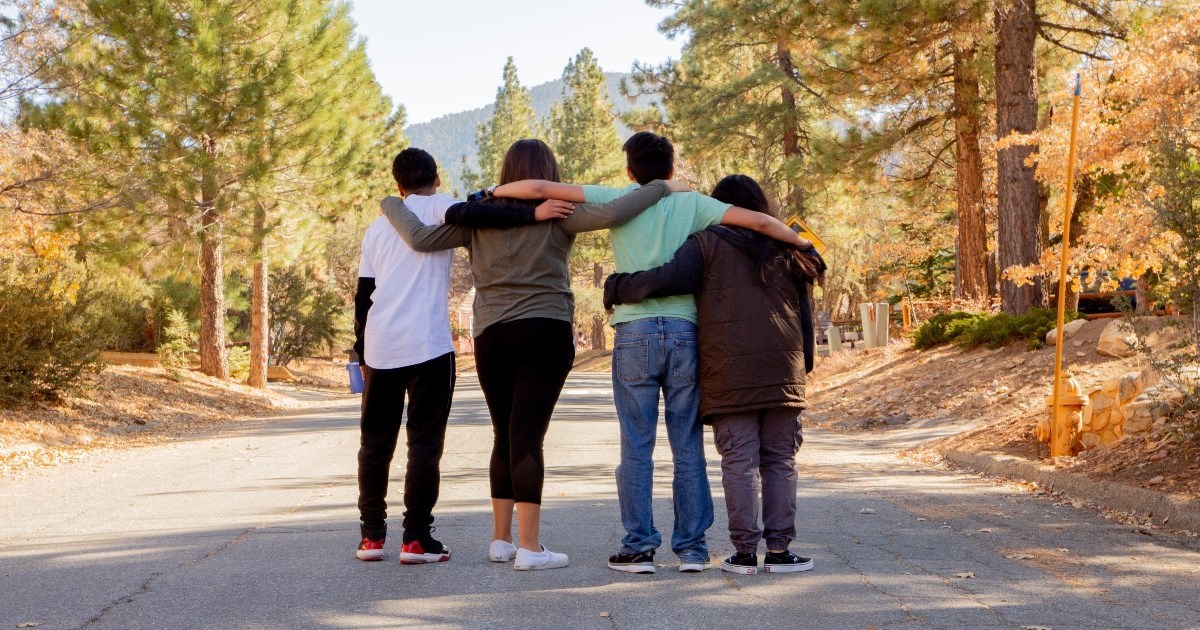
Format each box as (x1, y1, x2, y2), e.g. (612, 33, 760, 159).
(353, 148, 571, 564)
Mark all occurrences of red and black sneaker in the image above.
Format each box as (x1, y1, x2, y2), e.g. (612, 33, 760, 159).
(399, 532, 450, 564)
(356, 537, 385, 562)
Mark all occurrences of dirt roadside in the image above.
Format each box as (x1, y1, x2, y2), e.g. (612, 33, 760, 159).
(807, 319, 1199, 534)
(0, 361, 353, 479)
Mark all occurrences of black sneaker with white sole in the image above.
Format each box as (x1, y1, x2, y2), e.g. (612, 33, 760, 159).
(763, 550, 813, 573)
(607, 549, 656, 574)
(721, 552, 758, 575)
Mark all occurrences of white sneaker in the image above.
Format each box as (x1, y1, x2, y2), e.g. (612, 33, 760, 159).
(679, 560, 711, 573)
(513, 545, 569, 571)
(489, 539, 517, 562)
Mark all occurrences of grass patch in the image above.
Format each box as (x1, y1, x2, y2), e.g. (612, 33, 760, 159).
(911, 308, 1081, 351)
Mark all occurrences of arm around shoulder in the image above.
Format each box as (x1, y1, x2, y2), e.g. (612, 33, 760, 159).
(720, 207, 812, 249)
(563, 180, 670, 234)
(603, 236, 704, 308)
(381, 196, 470, 252)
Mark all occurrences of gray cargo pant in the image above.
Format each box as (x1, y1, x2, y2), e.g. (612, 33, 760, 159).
(711, 407, 804, 554)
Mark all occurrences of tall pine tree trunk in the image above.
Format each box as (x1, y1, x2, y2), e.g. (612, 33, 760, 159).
(994, 0, 1045, 314)
(776, 41, 806, 216)
(249, 202, 269, 388)
(198, 169, 229, 379)
(952, 43, 989, 302)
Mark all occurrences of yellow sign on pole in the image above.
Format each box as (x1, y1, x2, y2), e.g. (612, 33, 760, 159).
(784, 215, 827, 255)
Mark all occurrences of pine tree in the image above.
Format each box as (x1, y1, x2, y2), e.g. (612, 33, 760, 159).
(548, 48, 624, 186)
(33, 0, 393, 379)
(831, 0, 992, 302)
(628, 0, 834, 217)
(462, 57, 537, 191)
(546, 48, 625, 350)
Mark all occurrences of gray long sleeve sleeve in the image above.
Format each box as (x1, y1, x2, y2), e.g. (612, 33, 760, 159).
(560, 179, 670, 234)
(380, 196, 472, 252)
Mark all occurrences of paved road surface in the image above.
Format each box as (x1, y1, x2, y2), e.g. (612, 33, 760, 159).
(2, 374, 1198, 629)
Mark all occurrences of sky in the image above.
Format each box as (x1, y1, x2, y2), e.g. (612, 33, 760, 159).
(347, 0, 686, 126)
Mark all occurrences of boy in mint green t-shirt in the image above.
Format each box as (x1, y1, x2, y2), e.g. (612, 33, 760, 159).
(490, 131, 809, 574)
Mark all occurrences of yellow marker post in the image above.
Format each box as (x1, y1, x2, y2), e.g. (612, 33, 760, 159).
(784, 215, 827, 255)
(1049, 75, 1084, 458)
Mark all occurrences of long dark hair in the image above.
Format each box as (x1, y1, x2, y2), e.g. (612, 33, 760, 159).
(495, 139, 561, 208)
(710, 174, 821, 284)
(499, 139, 561, 185)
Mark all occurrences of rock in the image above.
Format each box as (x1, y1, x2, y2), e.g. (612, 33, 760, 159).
(1079, 432, 1102, 449)
(1097, 320, 1138, 358)
(1045, 318, 1087, 344)
(1147, 475, 1165, 485)
(1118, 372, 1142, 404)
(1123, 413, 1153, 434)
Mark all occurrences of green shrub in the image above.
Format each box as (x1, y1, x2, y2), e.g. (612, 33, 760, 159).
(268, 265, 346, 367)
(156, 309, 196, 372)
(911, 307, 1082, 351)
(227, 345, 250, 382)
(0, 253, 115, 405)
(911, 311, 980, 349)
(94, 267, 156, 352)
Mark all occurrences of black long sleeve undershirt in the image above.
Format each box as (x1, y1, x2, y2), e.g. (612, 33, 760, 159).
(352, 277, 375, 366)
(443, 200, 536, 228)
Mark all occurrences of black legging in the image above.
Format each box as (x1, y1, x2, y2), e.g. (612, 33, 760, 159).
(474, 317, 575, 504)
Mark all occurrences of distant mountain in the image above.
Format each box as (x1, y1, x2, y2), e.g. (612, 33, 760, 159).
(406, 72, 657, 194)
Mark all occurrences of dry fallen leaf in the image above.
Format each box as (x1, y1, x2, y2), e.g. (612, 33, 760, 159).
(860, 508, 877, 515)
(599, 612, 611, 618)
(953, 572, 975, 579)
(979, 528, 994, 533)
(1005, 553, 1034, 560)
(1020, 626, 1053, 630)
(17, 623, 42, 629)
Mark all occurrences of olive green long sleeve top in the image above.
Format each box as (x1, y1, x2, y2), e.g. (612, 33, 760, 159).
(380, 180, 671, 336)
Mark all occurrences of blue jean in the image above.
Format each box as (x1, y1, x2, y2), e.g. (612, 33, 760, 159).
(612, 317, 713, 562)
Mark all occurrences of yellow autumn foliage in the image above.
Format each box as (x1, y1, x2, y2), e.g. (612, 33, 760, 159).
(1018, 11, 1200, 289)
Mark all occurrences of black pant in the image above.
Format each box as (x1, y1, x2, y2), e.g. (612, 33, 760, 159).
(474, 318, 575, 504)
(357, 352, 455, 540)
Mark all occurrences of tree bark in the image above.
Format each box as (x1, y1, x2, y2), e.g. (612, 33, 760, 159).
(1062, 174, 1095, 313)
(776, 41, 806, 216)
(592, 262, 606, 351)
(248, 202, 269, 388)
(951, 43, 989, 302)
(994, 0, 1045, 314)
(1135, 273, 1151, 314)
(197, 174, 229, 380)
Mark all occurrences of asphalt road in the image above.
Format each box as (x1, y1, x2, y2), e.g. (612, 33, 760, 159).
(2, 373, 1198, 630)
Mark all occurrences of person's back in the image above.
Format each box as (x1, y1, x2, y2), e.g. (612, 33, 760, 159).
(359, 196, 453, 368)
(581, 132, 729, 574)
(688, 227, 811, 420)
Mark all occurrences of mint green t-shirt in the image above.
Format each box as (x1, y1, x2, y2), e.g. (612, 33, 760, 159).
(583, 184, 731, 326)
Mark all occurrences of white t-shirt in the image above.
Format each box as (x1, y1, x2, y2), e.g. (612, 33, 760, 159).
(357, 193, 456, 369)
